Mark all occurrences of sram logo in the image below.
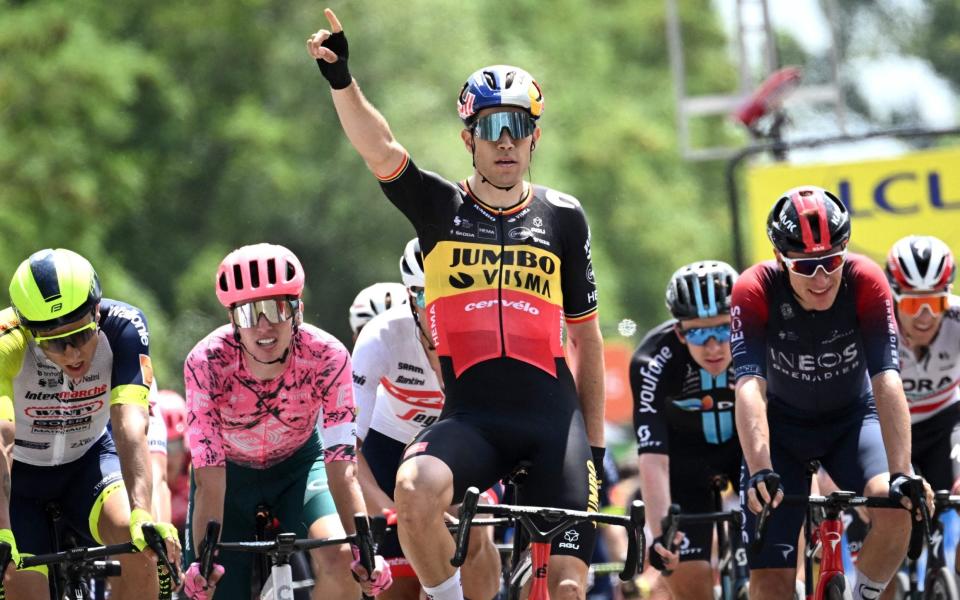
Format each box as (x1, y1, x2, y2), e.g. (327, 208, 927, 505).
(464, 299, 541, 315)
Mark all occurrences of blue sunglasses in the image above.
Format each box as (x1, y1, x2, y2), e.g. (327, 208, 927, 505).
(681, 324, 731, 346)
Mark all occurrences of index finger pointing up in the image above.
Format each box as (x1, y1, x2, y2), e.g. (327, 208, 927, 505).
(324, 8, 343, 33)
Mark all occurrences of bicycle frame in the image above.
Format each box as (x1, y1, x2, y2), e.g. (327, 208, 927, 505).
(658, 503, 745, 600)
(200, 514, 378, 600)
(453, 487, 645, 600)
(900, 490, 960, 599)
(0, 523, 176, 600)
(752, 478, 929, 600)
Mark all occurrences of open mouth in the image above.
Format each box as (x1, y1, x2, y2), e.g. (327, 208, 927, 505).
(256, 337, 278, 349)
(808, 284, 832, 297)
(64, 361, 85, 375)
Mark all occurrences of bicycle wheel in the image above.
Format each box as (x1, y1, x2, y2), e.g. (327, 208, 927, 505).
(824, 573, 852, 600)
(924, 566, 960, 600)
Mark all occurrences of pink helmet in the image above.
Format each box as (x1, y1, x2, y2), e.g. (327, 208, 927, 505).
(216, 243, 305, 308)
(156, 389, 188, 442)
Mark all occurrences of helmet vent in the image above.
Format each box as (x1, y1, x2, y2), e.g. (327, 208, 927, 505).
(483, 71, 498, 89)
(232, 264, 244, 290)
(249, 261, 261, 288)
(505, 71, 516, 88)
(266, 258, 277, 285)
(285, 262, 296, 282)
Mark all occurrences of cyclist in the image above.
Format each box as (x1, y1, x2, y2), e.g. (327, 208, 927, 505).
(308, 11, 605, 600)
(0, 248, 180, 599)
(147, 384, 172, 525)
(631, 260, 742, 599)
(886, 235, 960, 575)
(155, 389, 191, 533)
(353, 238, 500, 600)
(181, 243, 391, 599)
(732, 186, 926, 600)
(349, 282, 408, 343)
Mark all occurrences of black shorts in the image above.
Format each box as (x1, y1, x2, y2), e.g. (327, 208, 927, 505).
(740, 403, 888, 569)
(12, 432, 125, 556)
(912, 403, 960, 491)
(667, 447, 741, 563)
(402, 357, 598, 565)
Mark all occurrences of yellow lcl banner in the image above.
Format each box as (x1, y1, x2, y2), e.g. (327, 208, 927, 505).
(744, 146, 960, 266)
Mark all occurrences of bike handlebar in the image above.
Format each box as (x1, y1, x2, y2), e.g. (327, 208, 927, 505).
(452, 486, 646, 582)
(751, 475, 932, 559)
(659, 503, 743, 575)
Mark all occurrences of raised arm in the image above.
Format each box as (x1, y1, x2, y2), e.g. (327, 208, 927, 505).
(306, 8, 407, 177)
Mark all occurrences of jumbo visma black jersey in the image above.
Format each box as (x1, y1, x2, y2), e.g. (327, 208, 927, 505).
(630, 320, 737, 457)
(378, 155, 598, 379)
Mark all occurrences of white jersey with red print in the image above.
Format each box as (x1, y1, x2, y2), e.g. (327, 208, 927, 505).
(900, 295, 960, 423)
(352, 306, 443, 443)
(184, 323, 356, 469)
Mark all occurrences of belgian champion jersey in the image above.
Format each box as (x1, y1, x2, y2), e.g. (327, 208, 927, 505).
(378, 155, 598, 379)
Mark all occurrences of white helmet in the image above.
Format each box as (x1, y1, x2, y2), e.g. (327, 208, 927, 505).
(399, 238, 425, 289)
(348, 282, 408, 335)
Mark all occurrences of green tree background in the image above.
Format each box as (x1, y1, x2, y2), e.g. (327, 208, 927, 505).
(0, 0, 955, 393)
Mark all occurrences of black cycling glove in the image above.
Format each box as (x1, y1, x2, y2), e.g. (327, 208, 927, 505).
(648, 534, 671, 573)
(315, 31, 352, 89)
(888, 472, 912, 504)
(747, 468, 780, 504)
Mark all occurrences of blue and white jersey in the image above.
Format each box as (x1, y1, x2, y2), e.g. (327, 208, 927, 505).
(630, 320, 737, 457)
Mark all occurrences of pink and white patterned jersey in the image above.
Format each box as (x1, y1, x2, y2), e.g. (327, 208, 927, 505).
(184, 323, 356, 469)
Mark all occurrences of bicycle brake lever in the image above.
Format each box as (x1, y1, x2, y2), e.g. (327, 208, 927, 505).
(660, 504, 681, 576)
(750, 473, 780, 556)
(451, 487, 480, 568)
(199, 520, 221, 580)
(142, 524, 181, 588)
(620, 500, 644, 581)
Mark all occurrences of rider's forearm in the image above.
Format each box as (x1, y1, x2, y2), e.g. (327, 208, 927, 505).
(637, 453, 671, 538)
(735, 376, 773, 474)
(330, 83, 407, 177)
(191, 466, 226, 554)
(566, 319, 606, 447)
(356, 450, 394, 514)
(872, 370, 912, 475)
(0, 420, 14, 529)
(326, 458, 367, 535)
(111, 404, 153, 512)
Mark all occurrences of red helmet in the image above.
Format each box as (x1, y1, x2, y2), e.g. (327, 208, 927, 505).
(215, 243, 305, 308)
(156, 389, 187, 443)
(886, 235, 955, 294)
(766, 186, 850, 254)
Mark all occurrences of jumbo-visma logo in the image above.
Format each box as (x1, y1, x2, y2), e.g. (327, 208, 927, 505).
(672, 395, 735, 444)
(425, 241, 562, 303)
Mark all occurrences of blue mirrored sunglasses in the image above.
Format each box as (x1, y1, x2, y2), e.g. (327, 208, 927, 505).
(414, 288, 426, 309)
(473, 112, 536, 142)
(682, 324, 731, 346)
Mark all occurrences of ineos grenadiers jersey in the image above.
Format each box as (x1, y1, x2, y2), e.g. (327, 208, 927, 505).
(630, 320, 737, 456)
(730, 254, 899, 418)
(899, 295, 960, 423)
(352, 306, 443, 443)
(185, 324, 356, 470)
(0, 300, 153, 466)
(378, 155, 598, 378)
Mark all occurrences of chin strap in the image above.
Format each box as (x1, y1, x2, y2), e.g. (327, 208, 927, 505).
(410, 304, 436, 351)
(233, 325, 295, 365)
